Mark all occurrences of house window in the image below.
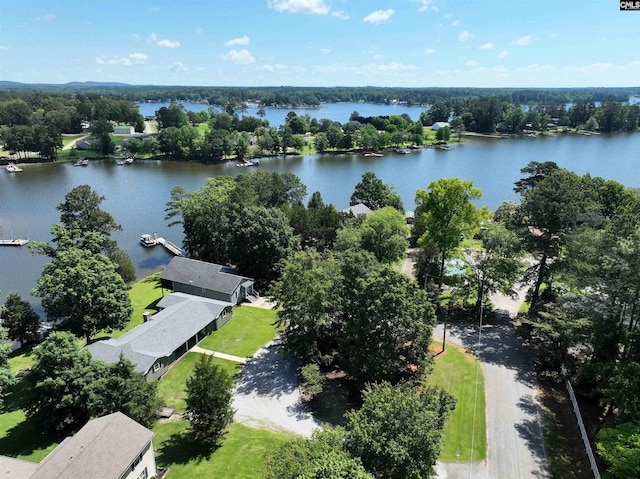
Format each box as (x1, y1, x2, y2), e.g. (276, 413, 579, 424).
(138, 467, 148, 479)
(153, 361, 161, 372)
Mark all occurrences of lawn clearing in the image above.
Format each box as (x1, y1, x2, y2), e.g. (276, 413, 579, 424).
(110, 273, 164, 339)
(0, 378, 60, 463)
(8, 344, 36, 374)
(198, 306, 281, 358)
(156, 352, 241, 413)
(154, 420, 296, 479)
(428, 340, 487, 462)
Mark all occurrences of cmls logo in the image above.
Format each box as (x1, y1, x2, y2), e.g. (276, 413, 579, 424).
(620, 1, 640, 9)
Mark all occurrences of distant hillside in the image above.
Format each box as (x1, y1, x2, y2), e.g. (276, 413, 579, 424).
(0, 81, 132, 87)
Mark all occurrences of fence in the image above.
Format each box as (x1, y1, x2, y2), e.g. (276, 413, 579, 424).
(565, 380, 601, 479)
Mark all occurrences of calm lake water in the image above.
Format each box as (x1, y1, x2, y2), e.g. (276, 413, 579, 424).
(1, 118, 639, 314)
(138, 101, 427, 126)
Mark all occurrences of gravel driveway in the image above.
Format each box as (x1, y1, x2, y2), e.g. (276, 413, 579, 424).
(232, 340, 321, 437)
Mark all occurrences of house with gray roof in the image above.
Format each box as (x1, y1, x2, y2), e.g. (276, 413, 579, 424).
(342, 203, 373, 218)
(87, 293, 232, 381)
(160, 257, 256, 305)
(0, 412, 156, 479)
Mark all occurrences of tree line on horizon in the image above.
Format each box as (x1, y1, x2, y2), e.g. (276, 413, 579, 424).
(1, 87, 639, 161)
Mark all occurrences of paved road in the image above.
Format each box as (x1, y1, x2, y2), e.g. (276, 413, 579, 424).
(434, 288, 549, 479)
(401, 252, 549, 478)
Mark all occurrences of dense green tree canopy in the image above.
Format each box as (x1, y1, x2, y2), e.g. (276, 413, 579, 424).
(413, 178, 490, 283)
(264, 427, 373, 479)
(350, 172, 404, 212)
(33, 245, 132, 341)
(358, 207, 409, 264)
(92, 355, 161, 428)
(1, 292, 40, 346)
(185, 354, 234, 445)
(25, 332, 106, 433)
(345, 383, 456, 479)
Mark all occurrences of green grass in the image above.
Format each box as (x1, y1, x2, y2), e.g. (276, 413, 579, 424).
(8, 344, 37, 374)
(153, 421, 296, 479)
(61, 134, 86, 147)
(156, 352, 241, 413)
(428, 341, 487, 462)
(198, 306, 281, 358)
(0, 378, 60, 463)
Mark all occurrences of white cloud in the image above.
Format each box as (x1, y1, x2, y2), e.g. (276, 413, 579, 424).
(0, 45, 9, 50)
(195, 28, 203, 35)
(575, 62, 612, 72)
(452, 20, 460, 26)
(320, 48, 331, 53)
(95, 53, 148, 66)
(415, 0, 435, 12)
(148, 32, 158, 43)
(370, 61, 417, 72)
(628, 60, 640, 69)
(225, 36, 250, 46)
(332, 10, 349, 19)
(458, 31, 470, 41)
(425, 48, 436, 54)
(42, 13, 56, 22)
(466, 60, 479, 67)
(169, 62, 188, 73)
(499, 50, 509, 59)
(511, 35, 534, 46)
(221, 49, 255, 64)
(157, 39, 180, 48)
(268, 0, 330, 14)
(364, 9, 395, 25)
(479, 42, 493, 50)
(372, 54, 384, 60)
(517, 63, 552, 72)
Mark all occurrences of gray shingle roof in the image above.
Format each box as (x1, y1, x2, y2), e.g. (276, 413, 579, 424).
(0, 456, 38, 478)
(160, 257, 252, 295)
(31, 412, 153, 479)
(342, 203, 373, 217)
(86, 293, 232, 374)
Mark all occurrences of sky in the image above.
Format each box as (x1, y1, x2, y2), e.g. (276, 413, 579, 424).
(1, 0, 639, 88)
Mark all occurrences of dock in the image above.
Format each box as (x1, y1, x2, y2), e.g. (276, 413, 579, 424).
(0, 238, 29, 246)
(140, 233, 182, 256)
(157, 237, 183, 256)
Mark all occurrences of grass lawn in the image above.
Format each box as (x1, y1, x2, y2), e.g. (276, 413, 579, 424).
(198, 306, 281, 358)
(428, 340, 487, 462)
(0, 379, 60, 463)
(156, 352, 241, 413)
(8, 344, 37, 374)
(153, 420, 296, 479)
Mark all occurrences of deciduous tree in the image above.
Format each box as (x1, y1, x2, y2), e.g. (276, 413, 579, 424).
(345, 383, 456, 479)
(413, 178, 490, 284)
(24, 332, 106, 433)
(1, 292, 40, 346)
(33, 246, 132, 342)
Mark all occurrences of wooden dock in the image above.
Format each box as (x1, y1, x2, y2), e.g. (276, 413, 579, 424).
(157, 237, 183, 256)
(0, 238, 29, 246)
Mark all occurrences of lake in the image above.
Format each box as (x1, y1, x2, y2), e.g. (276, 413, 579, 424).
(137, 101, 427, 126)
(1, 126, 639, 314)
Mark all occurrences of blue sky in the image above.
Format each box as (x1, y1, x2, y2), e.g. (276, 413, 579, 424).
(1, 0, 639, 87)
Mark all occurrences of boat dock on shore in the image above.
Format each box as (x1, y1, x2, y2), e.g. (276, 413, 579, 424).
(140, 233, 183, 256)
(0, 238, 29, 246)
